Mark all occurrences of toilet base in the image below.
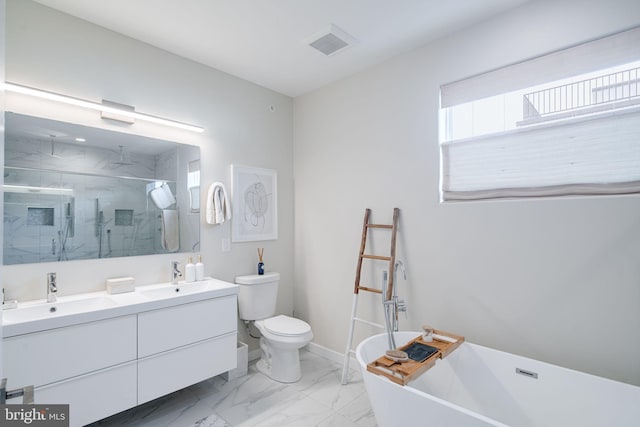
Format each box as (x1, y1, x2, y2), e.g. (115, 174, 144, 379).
(257, 345, 303, 383)
(252, 317, 313, 384)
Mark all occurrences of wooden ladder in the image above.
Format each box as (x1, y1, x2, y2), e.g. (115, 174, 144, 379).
(341, 208, 399, 385)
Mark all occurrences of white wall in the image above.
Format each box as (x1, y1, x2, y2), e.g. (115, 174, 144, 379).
(294, 0, 640, 385)
(2, 0, 294, 348)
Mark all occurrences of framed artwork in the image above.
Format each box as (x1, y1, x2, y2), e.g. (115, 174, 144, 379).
(231, 164, 278, 242)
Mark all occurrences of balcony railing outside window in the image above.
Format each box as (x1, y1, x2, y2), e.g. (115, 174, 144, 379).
(521, 66, 640, 124)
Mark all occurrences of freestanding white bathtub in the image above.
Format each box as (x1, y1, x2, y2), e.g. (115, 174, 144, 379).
(356, 332, 640, 427)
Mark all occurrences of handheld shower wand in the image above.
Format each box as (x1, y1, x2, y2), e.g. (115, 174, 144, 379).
(382, 260, 409, 351)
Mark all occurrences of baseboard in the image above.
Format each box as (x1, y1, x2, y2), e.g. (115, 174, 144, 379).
(248, 348, 261, 362)
(306, 341, 354, 365)
(250, 341, 356, 366)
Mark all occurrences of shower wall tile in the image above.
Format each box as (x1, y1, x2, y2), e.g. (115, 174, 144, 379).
(4, 135, 180, 264)
(156, 149, 178, 181)
(5, 137, 161, 180)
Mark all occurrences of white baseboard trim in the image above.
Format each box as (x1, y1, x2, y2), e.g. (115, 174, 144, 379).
(248, 348, 261, 362)
(306, 341, 355, 365)
(250, 341, 358, 367)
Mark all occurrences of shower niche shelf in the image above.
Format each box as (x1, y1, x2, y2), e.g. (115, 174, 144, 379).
(367, 329, 464, 386)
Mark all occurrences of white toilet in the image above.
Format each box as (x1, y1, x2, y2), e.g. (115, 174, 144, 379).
(235, 272, 313, 383)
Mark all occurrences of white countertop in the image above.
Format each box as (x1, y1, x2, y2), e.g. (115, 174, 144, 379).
(2, 278, 239, 337)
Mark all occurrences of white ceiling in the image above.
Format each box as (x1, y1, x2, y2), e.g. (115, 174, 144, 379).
(33, 0, 531, 97)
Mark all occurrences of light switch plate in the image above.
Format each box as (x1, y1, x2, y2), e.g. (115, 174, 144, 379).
(221, 238, 231, 252)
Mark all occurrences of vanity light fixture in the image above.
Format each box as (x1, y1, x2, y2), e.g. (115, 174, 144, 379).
(3, 82, 204, 133)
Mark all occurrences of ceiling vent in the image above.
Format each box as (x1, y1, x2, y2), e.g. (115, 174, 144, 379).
(307, 24, 356, 57)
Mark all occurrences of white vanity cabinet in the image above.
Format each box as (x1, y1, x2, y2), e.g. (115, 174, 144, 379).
(4, 315, 138, 426)
(137, 295, 237, 403)
(2, 287, 239, 427)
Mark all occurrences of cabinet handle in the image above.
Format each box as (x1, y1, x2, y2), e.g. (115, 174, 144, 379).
(1, 378, 35, 404)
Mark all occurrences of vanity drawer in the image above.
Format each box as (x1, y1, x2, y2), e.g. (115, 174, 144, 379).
(138, 295, 237, 357)
(3, 315, 137, 388)
(138, 332, 236, 404)
(9, 361, 137, 427)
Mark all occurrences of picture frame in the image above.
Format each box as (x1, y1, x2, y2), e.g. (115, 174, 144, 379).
(231, 164, 278, 242)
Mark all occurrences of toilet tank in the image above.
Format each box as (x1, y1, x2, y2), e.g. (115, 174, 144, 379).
(235, 272, 280, 320)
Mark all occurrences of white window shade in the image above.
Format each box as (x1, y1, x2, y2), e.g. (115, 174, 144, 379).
(441, 27, 640, 108)
(440, 26, 640, 201)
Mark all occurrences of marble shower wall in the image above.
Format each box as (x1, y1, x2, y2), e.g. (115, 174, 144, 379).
(4, 135, 178, 264)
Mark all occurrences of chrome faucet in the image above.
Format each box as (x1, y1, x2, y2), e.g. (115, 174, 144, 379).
(395, 260, 407, 280)
(47, 272, 57, 303)
(171, 261, 182, 284)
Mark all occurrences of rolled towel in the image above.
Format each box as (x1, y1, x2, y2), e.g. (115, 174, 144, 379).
(205, 182, 231, 225)
(161, 209, 179, 252)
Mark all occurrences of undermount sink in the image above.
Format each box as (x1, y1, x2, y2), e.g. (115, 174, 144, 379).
(139, 281, 215, 299)
(3, 296, 117, 323)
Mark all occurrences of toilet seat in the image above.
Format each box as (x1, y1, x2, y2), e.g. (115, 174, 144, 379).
(262, 315, 311, 337)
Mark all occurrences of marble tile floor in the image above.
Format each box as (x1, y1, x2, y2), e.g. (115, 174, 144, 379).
(89, 349, 377, 427)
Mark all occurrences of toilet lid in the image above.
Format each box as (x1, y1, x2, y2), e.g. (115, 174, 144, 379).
(263, 315, 311, 336)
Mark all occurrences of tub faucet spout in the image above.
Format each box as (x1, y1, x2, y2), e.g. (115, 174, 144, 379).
(47, 272, 57, 303)
(171, 261, 182, 284)
(395, 260, 406, 280)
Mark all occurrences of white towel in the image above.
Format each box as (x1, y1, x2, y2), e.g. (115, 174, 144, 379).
(206, 182, 231, 225)
(161, 209, 179, 252)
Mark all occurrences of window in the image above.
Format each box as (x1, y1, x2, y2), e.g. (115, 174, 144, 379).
(440, 27, 640, 201)
(187, 159, 201, 212)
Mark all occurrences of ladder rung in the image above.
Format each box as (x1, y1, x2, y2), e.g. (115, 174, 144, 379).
(353, 318, 385, 329)
(357, 286, 382, 294)
(362, 254, 392, 261)
(366, 223, 393, 229)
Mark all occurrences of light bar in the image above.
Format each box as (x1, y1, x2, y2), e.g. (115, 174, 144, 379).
(4, 82, 204, 133)
(4, 184, 74, 194)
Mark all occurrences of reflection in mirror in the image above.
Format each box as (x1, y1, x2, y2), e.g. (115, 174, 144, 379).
(3, 113, 200, 265)
(188, 159, 201, 213)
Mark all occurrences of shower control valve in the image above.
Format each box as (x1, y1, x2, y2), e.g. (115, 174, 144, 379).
(396, 299, 408, 317)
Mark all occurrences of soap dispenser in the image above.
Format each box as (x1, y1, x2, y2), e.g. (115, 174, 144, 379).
(195, 255, 204, 281)
(185, 256, 196, 283)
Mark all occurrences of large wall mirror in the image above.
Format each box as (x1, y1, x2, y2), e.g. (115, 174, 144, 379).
(3, 112, 200, 265)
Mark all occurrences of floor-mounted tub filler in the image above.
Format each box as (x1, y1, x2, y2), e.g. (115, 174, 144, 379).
(356, 331, 640, 427)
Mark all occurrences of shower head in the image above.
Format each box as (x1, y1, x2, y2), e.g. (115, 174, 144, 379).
(112, 145, 134, 166)
(49, 135, 63, 158)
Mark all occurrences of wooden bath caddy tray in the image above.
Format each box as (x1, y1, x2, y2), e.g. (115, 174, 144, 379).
(366, 329, 465, 386)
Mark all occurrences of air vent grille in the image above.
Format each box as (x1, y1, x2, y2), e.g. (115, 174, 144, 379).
(307, 24, 355, 56)
(309, 33, 349, 56)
